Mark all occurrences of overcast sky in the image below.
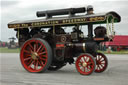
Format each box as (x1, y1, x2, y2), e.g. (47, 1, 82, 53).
(0, 0, 128, 41)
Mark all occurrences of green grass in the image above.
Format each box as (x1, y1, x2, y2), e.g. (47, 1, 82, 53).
(98, 50, 128, 54)
(0, 47, 20, 53)
(0, 47, 128, 54)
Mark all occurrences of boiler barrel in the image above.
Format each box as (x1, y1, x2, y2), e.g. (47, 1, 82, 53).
(67, 42, 98, 53)
(36, 7, 86, 17)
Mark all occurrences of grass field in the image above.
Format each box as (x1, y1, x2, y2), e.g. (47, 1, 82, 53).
(0, 47, 20, 53)
(0, 47, 128, 54)
(98, 50, 128, 54)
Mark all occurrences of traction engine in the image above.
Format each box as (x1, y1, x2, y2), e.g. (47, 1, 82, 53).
(8, 5, 121, 75)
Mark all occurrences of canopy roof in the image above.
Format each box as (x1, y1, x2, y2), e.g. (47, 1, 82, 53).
(8, 11, 121, 29)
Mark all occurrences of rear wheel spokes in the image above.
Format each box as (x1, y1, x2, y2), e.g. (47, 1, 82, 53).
(34, 44, 36, 52)
(35, 60, 39, 70)
(36, 41, 39, 51)
(24, 57, 31, 61)
(38, 60, 44, 67)
(23, 49, 31, 54)
(37, 45, 42, 53)
(20, 39, 52, 73)
(27, 59, 45, 70)
(39, 57, 47, 61)
(33, 60, 39, 70)
(38, 52, 46, 56)
(28, 43, 34, 51)
(28, 61, 34, 68)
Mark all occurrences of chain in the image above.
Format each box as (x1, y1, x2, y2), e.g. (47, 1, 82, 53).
(112, 17, 114, 35)
(106, 15, 115, 36)
(106, 16, 109, 36)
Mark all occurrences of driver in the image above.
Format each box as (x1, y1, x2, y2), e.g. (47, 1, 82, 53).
(94, 26, 107, 38)
(48, 26, 66, 34)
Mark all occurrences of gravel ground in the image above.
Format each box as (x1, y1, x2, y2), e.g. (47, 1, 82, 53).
(0, 53, 128, 85)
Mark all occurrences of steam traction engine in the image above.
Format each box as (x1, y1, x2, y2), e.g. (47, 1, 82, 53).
(8, 6, 121, 75)
(8, 37, 18, 49)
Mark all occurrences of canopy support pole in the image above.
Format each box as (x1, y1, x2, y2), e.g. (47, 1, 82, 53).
(88, 23, 93, 40)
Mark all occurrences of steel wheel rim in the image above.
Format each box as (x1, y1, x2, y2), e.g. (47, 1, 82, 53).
(95, 53, 108, 73)
(20, 39, 48, 72)
(76, 54, 95, 75)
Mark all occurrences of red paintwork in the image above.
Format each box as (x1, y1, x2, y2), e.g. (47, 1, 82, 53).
(56, 44, 65, 48)
(20, 39, 48, 72)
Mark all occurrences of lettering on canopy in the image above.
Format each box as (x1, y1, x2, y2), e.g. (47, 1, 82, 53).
(8, 16, 105, 28)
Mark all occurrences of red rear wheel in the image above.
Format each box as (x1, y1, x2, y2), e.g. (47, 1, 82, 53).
(20, 38, 52, 73)
(95, 52, 108, 73)
(76, 53, 96, 75)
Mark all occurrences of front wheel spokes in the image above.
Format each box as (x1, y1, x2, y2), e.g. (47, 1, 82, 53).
(87, 61, 93, 69)
(98, 55, 103, 61)
(83, 56, 88, 62)
(100, 59, 105, 63)
(87, 62, 92, 65)
(82, 67, 85, 72)
(97, 65, 101, 70)
(83, 57, 92, 72)
(85, 57, 89, 62)
(95, 53, 108, 73)
(76, 54, 95, 75)
(86, 66, 91, 72)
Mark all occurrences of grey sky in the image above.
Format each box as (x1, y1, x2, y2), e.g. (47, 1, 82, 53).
(0, 0, 128, 41)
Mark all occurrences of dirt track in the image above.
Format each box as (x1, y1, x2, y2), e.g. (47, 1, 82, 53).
(0, 53, 128, 85)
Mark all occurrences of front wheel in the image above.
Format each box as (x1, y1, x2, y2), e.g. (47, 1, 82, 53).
(75, 53, 96, 75)
(20, 38, 52, 73)
(95, 52, 108, 73)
